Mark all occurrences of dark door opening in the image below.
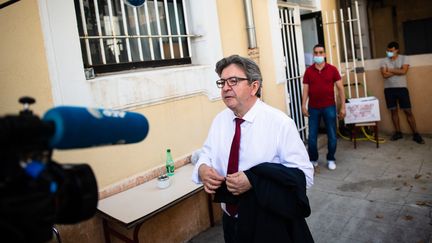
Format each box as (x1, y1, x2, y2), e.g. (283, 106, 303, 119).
(301, 11, 325, 68)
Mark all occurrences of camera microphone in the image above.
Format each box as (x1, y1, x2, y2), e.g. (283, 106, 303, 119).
(0, 99, 151, 242)
(43, 106, 149, 149)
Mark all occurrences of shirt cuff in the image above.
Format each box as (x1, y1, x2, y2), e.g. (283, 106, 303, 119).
(191, 159, 210, 184)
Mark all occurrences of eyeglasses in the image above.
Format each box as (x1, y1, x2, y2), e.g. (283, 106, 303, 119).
(216, 77, 249, 88)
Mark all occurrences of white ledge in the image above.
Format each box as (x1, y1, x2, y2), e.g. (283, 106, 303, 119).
(88, 64, 221, 109)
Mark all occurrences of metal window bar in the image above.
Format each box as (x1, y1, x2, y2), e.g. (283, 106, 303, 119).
(144, 1, 156, 60)
(107, 0, 120, 63)
(78, 0, 93, 65)
(77, 0, 195, 73)
(355, 1, 367, 97)
(339, 8, 352, 98)
(120, 0, 132, 62)
(347, 7, 359, 98)
(93, 0, 107, 64)
(182, 0, 192, 57)
(153, 0, 165, 59)
(132, 5, 144, 61)
(173, 0, 184, 57)
(163, 0, 175, 59)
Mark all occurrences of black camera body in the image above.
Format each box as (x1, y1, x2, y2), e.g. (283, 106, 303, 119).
(0, 98, 98, 243)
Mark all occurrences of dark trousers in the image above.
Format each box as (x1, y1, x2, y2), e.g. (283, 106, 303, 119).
(222, 212, 238, 243)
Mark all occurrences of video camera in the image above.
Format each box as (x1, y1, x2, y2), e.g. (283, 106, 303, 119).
(0, 97, 149, 243)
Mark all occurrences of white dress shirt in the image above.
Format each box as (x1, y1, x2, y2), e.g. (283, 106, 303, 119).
(192, 99, 314, 188)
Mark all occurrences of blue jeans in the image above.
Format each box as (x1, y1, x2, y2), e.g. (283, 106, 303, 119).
(308, 105, 337, 162)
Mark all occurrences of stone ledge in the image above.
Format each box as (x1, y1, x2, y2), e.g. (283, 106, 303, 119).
(98, 155, 192, 200)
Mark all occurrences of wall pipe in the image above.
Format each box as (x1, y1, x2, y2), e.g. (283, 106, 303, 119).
(244, 0, 257, 49)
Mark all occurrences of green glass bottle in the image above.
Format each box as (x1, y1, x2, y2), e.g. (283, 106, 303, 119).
(166, 149, 175, 176)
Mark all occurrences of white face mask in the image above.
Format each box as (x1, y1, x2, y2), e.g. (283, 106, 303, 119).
(386, 51, 394, 58)
(313, 56, 325, 64)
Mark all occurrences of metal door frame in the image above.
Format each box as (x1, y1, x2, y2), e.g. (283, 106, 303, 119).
(278, 3, 307, 141)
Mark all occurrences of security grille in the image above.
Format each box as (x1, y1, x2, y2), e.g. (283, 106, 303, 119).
(74, 0, 196, 75)
(323, 1, 368, 99)
(279, 5, 307, 141)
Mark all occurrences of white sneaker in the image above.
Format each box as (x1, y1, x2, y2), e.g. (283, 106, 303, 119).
(327, 160, 336, 170)
(311, 161, 319, 167)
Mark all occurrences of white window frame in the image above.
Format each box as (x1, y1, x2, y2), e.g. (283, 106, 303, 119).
(38, 0, 223, 109)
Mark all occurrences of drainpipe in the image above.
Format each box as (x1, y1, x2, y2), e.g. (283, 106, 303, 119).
(244, 0, 257, 49)
(244, 0, 261, 97)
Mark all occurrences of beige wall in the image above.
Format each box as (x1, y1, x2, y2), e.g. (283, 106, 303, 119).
(365, 63, 432, 135)
(0, 0, 53, 115)
(217, 0, 288, 113)
(216, 0, 248, 57)
(252, 0, 287, 112)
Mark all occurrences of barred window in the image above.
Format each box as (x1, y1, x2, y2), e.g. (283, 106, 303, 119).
(74, 0, 193, 75)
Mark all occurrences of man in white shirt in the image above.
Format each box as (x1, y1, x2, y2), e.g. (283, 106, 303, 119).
(191, 55, 313, 242)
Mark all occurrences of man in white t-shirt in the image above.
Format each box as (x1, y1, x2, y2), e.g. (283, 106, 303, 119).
(380, 41, 424, 144)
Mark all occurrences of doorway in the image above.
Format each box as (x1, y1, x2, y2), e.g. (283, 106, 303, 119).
(301, 11, 325, 68)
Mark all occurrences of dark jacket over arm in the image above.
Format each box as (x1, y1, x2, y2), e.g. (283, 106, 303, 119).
(215, 162, 314, 243)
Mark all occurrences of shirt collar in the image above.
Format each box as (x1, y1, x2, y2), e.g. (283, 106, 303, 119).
(313, 63, 327, 71)
(230, 99, 261, 123)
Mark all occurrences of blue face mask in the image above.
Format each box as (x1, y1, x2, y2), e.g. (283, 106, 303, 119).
(313, 56, 325, 64)
(386, 51, 394, 58)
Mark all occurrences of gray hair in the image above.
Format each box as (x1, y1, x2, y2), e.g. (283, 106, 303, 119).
(215, 55, 262, 98)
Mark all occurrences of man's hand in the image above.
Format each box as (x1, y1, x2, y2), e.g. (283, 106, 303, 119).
(381, 66, 394, 78)
(338, 105, 346, 120)
(383, 70, 394, 76)
(302, 105, 309, 117)
(226, 171, 252, 195)
(198, 164, 225, 194)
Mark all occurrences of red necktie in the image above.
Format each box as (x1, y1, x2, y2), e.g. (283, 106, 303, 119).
(226, 118, 244, 216)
